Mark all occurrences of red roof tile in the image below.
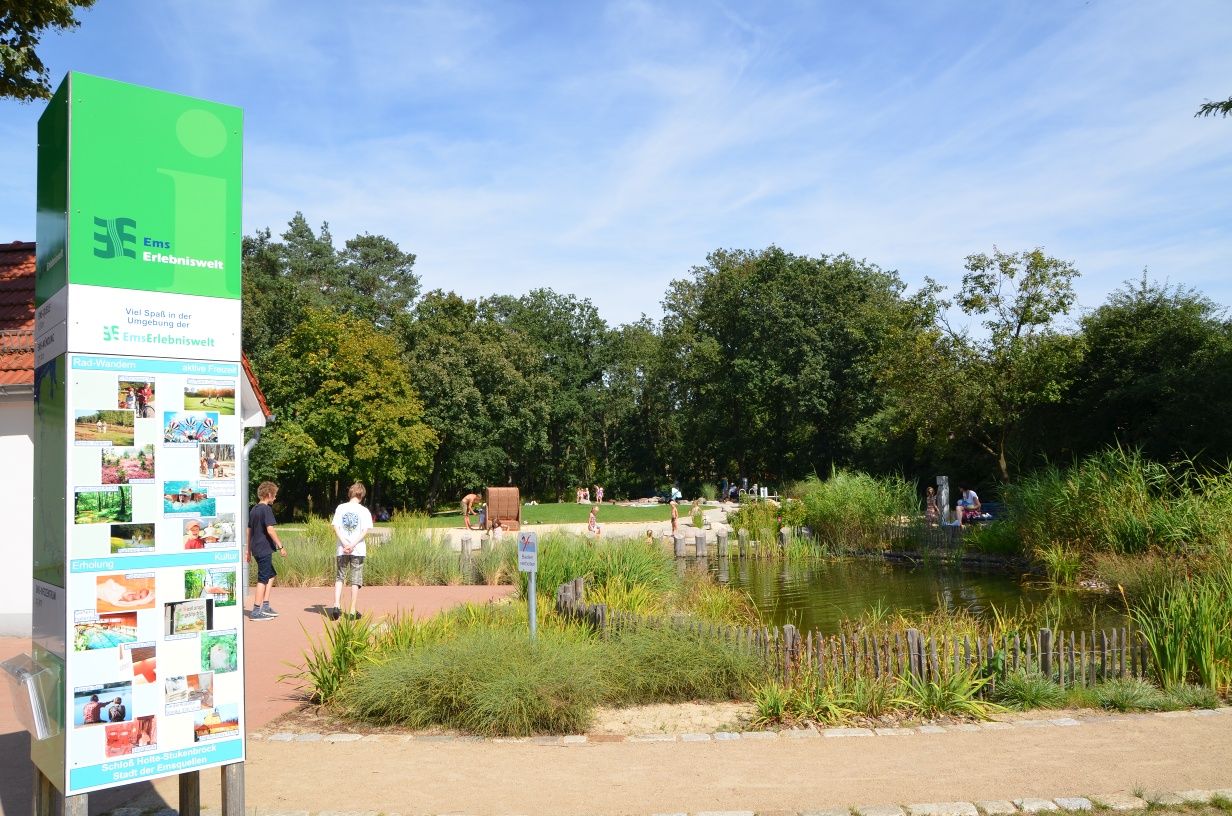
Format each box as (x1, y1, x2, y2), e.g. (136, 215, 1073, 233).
(0, 241, 35, 387)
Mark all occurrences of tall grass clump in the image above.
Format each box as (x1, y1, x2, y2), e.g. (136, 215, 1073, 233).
(1000, 448, 1232, 569)
(726, 500, 781, 547)
(797, 469, 918, 552)
(605, 623, 766, 704)
(366, 533, 462, 586)
(1129, 562, 1232, 692)
(992, 670, 1067, 710)
(523, 533, 675, 599)
(334, 628, 609, 735)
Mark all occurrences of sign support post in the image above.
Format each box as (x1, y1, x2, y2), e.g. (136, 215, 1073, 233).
(518, 532, 539, 643)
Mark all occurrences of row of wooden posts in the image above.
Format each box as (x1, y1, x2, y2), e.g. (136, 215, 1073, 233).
(556, 576, 1153, 688)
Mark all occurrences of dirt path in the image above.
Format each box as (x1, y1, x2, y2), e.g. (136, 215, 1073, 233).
(122, 711, 1231, 815)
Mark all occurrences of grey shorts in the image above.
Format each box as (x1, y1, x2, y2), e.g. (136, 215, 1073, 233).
(335, 554, 365, 587)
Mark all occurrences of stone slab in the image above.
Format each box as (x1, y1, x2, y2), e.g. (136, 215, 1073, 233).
(917, 725, 947, 734)
(979, 721, 1013, 731)
(1013, 719, 1054, 729)
(824, 727, 875, 738)
(681, 732, 713, 742)
(742, 730, 779, 740)
(1146, 793, 1185, 806)
(323, 733, 363, 742)
(629, 733, 677, 742)
(855, 805, 906, 816)
(875, 728, 915, 736)
(291, 732, 321, 742)
(1013, 799, 1058, 813)
(947, 723, 981, 732)
(265, 732, 295, 742)
(907, 802, 979, 816)
(1088, 794, 1147, 811)
(1052, 797, 1092, 811)
(782, 727, 819, 739)
(561, 734, 588, 745)
(1176, 790, 1215, 804)
(975, 801, 1018, 815)
(1049, 717, 1081, 727)
(803, 809, 853, 816)
(714, 731, 742, 740)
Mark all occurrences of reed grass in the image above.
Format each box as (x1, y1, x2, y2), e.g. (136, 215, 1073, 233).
(797, 470, 918, 552)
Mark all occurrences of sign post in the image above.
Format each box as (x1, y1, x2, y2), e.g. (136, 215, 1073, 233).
(517, 532, 538, 643)
(30, 73, 245, 810)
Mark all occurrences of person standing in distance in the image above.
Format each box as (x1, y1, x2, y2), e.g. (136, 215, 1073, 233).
(461, 490, 482, 530)
(331, 482, 374, 620)
(247, 481, 286, 620)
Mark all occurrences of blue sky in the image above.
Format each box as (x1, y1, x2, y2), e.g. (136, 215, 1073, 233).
(1, 1, 1229, 326)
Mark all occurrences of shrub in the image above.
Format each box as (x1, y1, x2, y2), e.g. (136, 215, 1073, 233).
(288, 614, 377, 703)
(992, 671, 1067, 710)
(1163, 683, 1220, 710)
(1036, 542, 1082, 585)
(892, 669, 1002, 720)
(1130, 562, 1232, 692)
(699, 483, 718, 501)
(726, 501, 781, 547)
(749, 679, 792, 727)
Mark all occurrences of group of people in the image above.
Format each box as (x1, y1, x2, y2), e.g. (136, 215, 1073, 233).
(81, 694, 126, 724)
(575, 485, 604, 504)
(247, 480, 373, 622)
(120, 383, 154, 416)
(924, 484, 983, 527)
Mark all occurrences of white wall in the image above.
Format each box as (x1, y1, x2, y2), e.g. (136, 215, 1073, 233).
(0, 398, 33, 636)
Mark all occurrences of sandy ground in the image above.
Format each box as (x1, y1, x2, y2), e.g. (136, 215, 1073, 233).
(589, 701, 754, 734)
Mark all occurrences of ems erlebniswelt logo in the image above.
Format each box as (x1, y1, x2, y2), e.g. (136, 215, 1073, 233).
(92, 215, 224, 271)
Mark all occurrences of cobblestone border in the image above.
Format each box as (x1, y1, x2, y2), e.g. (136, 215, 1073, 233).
(123, 786, 1232, 816)
(249, 706, 1232, 745)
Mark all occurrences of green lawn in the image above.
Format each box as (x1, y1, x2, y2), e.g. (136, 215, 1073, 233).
(277, 501, 672, 532)
(183, 397, 235, 414)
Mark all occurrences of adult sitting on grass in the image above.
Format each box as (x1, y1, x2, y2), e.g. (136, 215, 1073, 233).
(331, 482, 374, 621)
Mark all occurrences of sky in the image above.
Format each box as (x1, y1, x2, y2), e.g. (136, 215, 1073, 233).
(1, 0, 1229, 327)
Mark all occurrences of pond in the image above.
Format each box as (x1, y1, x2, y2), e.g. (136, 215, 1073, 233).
(710, 556, 1124, 634)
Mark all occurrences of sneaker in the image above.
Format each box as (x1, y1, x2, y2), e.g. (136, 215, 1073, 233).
(327, 607, 341, 621)
(250, 608, 271, 620)
(347, 612, 362, 621)
(261, 605, 279, 618)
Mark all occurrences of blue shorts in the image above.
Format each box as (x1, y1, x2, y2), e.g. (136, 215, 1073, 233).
(255, 553, 277, 584)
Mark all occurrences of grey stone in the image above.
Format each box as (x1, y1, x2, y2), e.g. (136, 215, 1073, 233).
(1176, 790, 1214, 804)
(947, 723, 981, 732)
(359, 733, 387, 741)
(782, 726, 819, 739)
(874, 728, 915, 736)
(291, 732, 321, 742)
(979, 721, 1013, 730)
(1014, 719, 1054, 729)
(854, 806, 905, 816)
(975, 801, 1018, 815)
(530, 735, 561, 745)
(561, 734, 588, 745)
(714, 731, 742, 740)
(1049, 718, 1081, 727)
(917, 725, 947, 734)
(1088, 794, 1147, 811)
(681, 732, 713, 742)
(824, 727, 875, 738)
(629, 733, 677, 742)
(1191, 708, 1218, 716)
(802, 809, 852, 816)
(265, 732, 295, 742)
(415, 734, 457, 743)
(742, 730, 779, 740)
(1157, 710, 1192, 718)
(247, 731, 264, 740)
(323, 733, 363, 743)
(1012, 799, 1058, 813)
(491, 736, 530, 744)
(1052, 797, 1092, 811)
(906, 802, 979, 816)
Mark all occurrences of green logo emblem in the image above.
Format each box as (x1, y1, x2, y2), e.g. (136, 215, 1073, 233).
(93, 216, 138, 259)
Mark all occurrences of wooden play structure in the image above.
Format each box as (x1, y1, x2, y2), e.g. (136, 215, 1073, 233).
(485, 487, 521, 531)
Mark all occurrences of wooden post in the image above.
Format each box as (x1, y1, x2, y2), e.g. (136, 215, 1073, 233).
(906, 629, 921, 678)
(459, 535, 472, 573)
(573, 576, 585, 602)
(783, 624, 799, 676)
(180, 770, 201, 816)
(737, 529, 749, 558)
(716, 530, 728, 558)
(778, 528, 789, 552)
(694, 532, 707, 558)
(64, 795, 88, 816)
(222, 762, 245, 816)
(717, 556, 729, 583)
(673, 534, 686, 558)
(34, 767, 54, 816)
(1040, 628, 1053, 681)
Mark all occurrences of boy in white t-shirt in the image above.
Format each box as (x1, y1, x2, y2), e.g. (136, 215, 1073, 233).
(330, 482, 374, 621)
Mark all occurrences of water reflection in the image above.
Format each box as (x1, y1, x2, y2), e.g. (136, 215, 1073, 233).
(707, 557, 1121, 634)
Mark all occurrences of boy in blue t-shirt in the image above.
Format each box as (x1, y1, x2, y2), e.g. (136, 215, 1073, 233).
(247, 481, 286, 620)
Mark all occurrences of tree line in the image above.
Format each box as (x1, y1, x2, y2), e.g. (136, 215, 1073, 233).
(243, 213, 1232, 515)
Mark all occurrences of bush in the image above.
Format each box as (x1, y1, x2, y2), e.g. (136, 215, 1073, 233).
(1130, 561, 1232, 692)
(334, 628, 608, 735)
(992, 671, 1067, 710)
(726, 501, 781, 547)
(1091, 677, 1168, 711)
(892, 669, 1001, 719)
(1163, 683, 1221, 710)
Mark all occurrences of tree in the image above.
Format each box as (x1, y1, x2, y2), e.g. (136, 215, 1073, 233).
(1064, 276, 1232, 463)
(0, 0, 95, 101)
(881, 248, 1081, 482)
(249, 307, 437, 511)
(1196, 97, 1232, 118)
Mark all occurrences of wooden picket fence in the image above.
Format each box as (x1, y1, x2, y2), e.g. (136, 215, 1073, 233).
(556, 576, 1152, 688)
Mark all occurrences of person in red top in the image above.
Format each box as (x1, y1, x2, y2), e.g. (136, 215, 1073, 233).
(82, 694, 102, 724)
(184, 521, 205, 550)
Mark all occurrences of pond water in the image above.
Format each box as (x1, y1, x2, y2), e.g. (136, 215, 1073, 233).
(709, 557, 1124, 634)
